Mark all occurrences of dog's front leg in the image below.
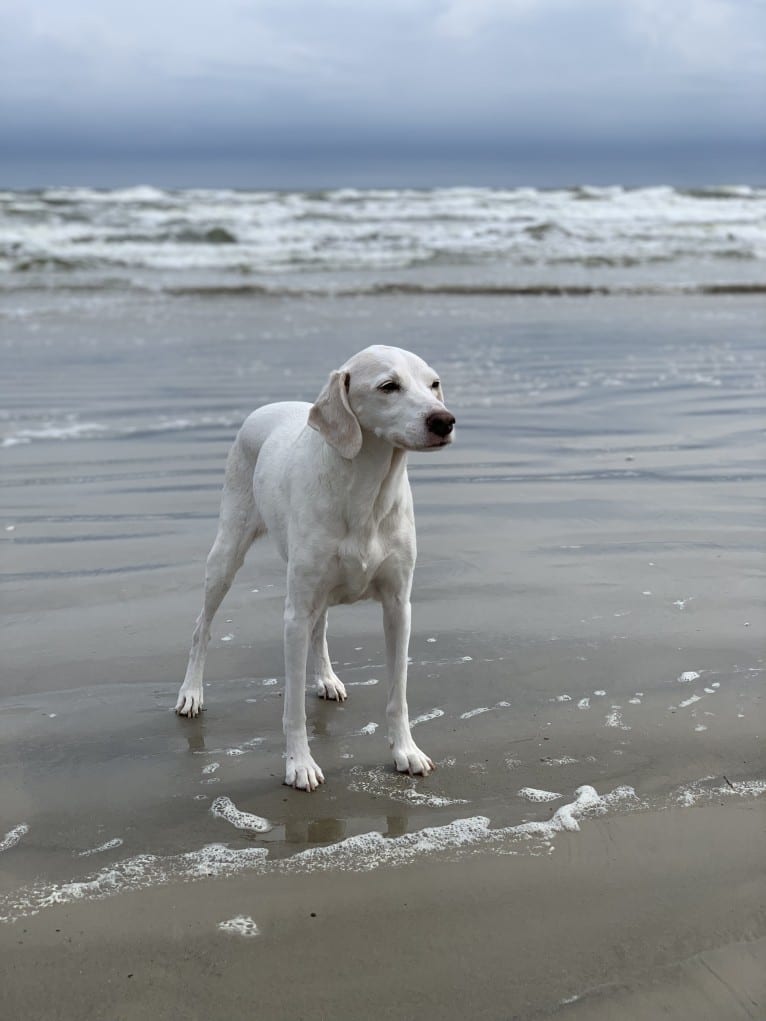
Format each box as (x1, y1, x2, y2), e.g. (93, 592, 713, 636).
(382, 590, 435, 776)
(283, 593, 325, 791)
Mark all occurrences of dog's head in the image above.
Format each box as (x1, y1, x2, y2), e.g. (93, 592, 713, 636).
(308, 345, 455, 460)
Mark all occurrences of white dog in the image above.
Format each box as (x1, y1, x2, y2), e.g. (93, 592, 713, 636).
(175, 345, 455, 791)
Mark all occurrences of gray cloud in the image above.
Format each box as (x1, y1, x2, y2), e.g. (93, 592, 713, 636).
(2, 0, 764, 155)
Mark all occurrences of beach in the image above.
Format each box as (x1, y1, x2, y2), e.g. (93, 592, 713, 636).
(1, 186, 765, 1018)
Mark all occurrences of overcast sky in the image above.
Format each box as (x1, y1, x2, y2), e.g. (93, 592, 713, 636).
(1, 0, 764, 183)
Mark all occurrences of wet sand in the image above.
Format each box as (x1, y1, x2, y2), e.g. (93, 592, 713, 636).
(1, 292, 764, 1018)
(3, 803, 765, 1021)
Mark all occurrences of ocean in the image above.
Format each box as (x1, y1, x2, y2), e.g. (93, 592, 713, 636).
(1, 184, 764, 301)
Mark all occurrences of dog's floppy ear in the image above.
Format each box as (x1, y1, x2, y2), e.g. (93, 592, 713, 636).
(308, 369, 363, 459)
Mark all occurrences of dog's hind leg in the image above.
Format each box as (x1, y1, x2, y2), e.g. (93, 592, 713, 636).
(176, 435, 264, 717)
(310, 611, 347, 701)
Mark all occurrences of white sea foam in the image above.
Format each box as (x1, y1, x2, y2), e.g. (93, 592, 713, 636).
(348, 766, 468, 807)
(517, 788, 562, 803)
(1, 422, 108, 446)
(347, 678, 380, 687)
(200, 737, 264, 757)
(0, 843, 270, 923)
(4, 186, 764, 287)
(0, 824, 29, 853)
(678, 694, 702, 708)
(678, 671, 701, 683)
(210, 796, 272, 834)
(218, 915, 260, 938)
(674, 777, 766, 807)
(605, 710, 631, 730)
(460, 701, 511, 720)
(410, 708, 444, 727)
(399, 791, 469, 807)
(77, 838, 123, 857)
(0, 413, 244, 448)
(3, 779, 763, 923)
(358, 722, 379, 735)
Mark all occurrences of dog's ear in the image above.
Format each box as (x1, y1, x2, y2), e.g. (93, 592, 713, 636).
(308, 369, 363, 459)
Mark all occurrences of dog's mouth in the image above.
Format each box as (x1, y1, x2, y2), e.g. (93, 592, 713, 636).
(408, 433, 454, 452)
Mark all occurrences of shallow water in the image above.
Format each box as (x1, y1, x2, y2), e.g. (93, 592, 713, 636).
(1, 290, 764, 921)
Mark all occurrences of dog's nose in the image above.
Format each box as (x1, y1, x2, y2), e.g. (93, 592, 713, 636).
(426, 410, 455, 438)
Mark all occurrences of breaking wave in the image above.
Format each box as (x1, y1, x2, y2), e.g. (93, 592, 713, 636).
(1, 184, 764, 294)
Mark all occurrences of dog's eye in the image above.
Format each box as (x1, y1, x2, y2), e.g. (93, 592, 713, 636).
(431, 380, 441, 390)
(378, 381, 401, 393)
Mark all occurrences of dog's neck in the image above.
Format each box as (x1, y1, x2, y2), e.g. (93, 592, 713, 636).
(338, 431, 408, 531)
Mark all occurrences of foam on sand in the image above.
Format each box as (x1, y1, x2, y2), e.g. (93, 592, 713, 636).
(1, 778, 762, 923)
(678, 694, 702, 708)
(217, 915, 260, 938)
(460, 701, 511, 719)
(410, 708, 444, 727)
(348, 765, 468, 807)
(210, 796, 272, 834)
(77, 838, 123, 857)
(0, 824, 29, 853)
(0, 843, 270, 923)
(605, 710, 631, 730)
(518, 788, 562, 803)
(674, 776, 766, 807)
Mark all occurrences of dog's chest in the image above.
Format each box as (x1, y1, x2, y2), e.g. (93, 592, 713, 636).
(334, 532, 386, 600)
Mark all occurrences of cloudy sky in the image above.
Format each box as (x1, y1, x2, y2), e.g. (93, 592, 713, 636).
(2, 0, 764, 184)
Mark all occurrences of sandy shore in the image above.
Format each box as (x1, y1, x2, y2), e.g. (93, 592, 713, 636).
(2, 803, 764, 1020)
(1, 292, 764, 1018)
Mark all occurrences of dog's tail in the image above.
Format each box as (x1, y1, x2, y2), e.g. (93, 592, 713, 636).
(216, 417, 264, 543)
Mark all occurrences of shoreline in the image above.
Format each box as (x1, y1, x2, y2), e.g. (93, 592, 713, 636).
(2, 801, 764, 1020)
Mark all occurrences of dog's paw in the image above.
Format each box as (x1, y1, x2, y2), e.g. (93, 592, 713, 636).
(284, 753, 325, 792)
(316, 674, 347, 701)
(391, 741, 435, 777)
(175, 687, 204, 717)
